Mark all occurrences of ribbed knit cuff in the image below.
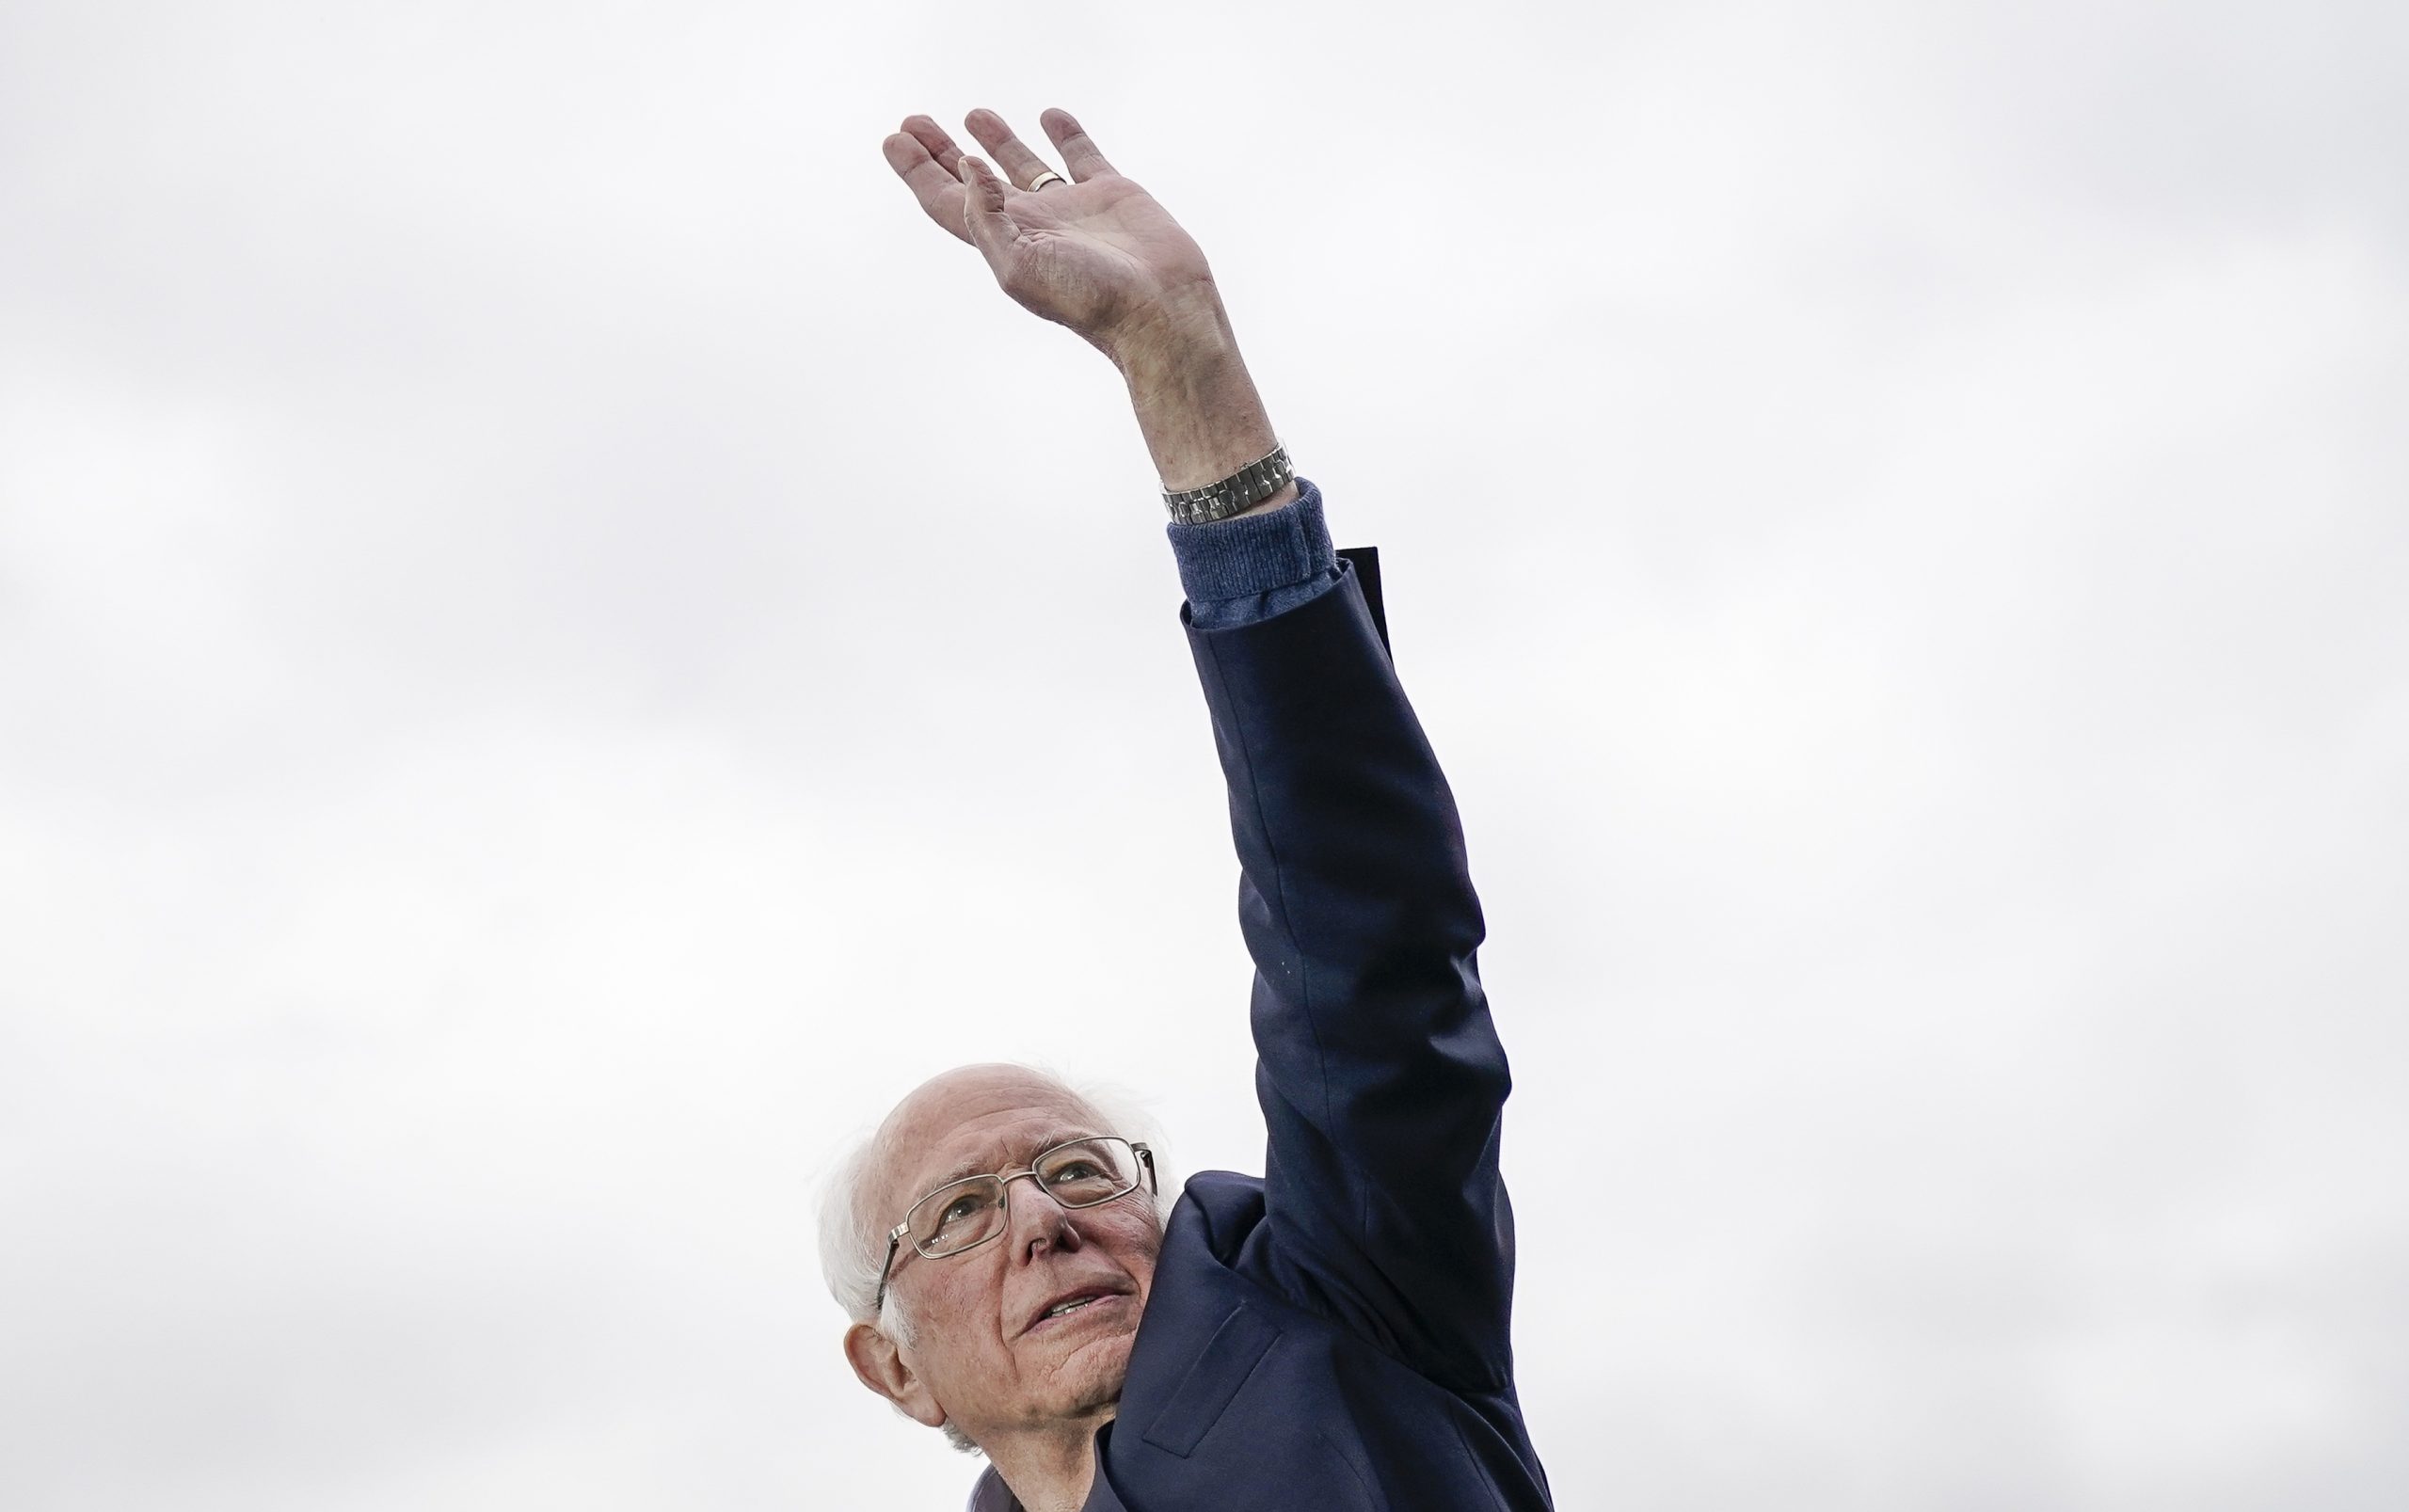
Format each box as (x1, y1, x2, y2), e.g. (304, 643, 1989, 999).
(1164, 477, 1332, 604)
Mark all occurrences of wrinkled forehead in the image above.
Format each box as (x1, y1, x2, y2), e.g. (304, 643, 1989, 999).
(873, 1071, 1104, 1210)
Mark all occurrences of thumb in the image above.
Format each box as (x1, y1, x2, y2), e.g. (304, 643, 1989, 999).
(956, 154, 1012, 255)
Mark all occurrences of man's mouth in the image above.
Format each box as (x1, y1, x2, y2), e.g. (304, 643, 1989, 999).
(1027, 1285, 1129, 1332)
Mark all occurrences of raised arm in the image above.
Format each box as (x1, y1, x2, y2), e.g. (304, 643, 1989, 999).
(880, 109, 1516, 1390)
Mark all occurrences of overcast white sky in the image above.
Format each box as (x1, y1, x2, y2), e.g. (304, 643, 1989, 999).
(4, 1, 2405, 1508)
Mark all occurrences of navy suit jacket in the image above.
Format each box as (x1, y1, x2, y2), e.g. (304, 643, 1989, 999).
(975, 551, 1553, 1510)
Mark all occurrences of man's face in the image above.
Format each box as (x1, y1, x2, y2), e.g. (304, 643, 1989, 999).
(847, 1068, 1162, 1444)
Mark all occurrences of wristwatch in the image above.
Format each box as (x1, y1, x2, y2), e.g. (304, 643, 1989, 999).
(1162, 443, 1295, 525)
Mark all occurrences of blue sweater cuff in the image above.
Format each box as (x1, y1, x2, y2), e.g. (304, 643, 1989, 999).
(1164, 476, 1333, 603)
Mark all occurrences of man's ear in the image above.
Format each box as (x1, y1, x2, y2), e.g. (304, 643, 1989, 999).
(843, 1322, 947, 1429)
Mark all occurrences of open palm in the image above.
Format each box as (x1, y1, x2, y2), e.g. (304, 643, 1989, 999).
(881, 108, 1220, 357)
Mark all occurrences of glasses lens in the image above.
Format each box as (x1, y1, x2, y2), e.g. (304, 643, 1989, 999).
(1035, 1137, 1139, 1207)
(909, 1176, 1006, 1256)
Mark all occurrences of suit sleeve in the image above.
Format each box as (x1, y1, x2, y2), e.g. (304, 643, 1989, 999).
(1180, 533, 1517, 1393)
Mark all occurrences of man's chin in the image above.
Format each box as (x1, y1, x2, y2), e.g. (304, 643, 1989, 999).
(1056, 1329, 1137, 1415)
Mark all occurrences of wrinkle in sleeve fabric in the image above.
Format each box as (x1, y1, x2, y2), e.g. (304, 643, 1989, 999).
(1171, 478, 1518, 1394)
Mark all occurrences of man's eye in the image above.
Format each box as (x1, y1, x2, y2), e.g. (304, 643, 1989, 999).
(944, 1195, 982, 1220)
(1048, 1161, 1100, 1182)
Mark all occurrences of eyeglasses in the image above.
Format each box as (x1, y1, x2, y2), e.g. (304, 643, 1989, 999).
(871, 1135, 1157, 1313)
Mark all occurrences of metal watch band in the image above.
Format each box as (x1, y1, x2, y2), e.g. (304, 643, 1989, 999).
(1161, 443, 1294, 525)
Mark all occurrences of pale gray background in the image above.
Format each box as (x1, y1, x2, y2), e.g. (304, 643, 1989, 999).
(4, 1, 2405, 1508)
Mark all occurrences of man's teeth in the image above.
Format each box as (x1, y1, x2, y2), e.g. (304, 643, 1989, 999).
(1045, 1297, 1100, 1318)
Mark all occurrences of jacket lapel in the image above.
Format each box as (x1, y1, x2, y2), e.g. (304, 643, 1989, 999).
(1080, 1423, 1133, 1511)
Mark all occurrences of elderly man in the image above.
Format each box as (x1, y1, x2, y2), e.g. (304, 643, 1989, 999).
(832, 107, 1555, 1511)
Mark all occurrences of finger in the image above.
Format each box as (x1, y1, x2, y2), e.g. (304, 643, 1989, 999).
(1039, 108, 1117, 181)
(896, 113, 967, 177)
(882, 122, 973, 247)
(964, 107, 1064, 191)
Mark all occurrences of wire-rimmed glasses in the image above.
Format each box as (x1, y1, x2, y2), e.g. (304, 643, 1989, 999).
(871, 1136, 1157, 1313)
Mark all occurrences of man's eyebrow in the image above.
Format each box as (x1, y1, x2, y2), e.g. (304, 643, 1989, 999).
(921, 1127, 1104, 1190)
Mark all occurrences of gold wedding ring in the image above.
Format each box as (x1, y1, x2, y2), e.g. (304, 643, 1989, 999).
(1027, 170, 1067, 190)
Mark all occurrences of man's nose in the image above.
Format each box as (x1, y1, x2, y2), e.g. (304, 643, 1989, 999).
(1001, 1170, 1083, 1253)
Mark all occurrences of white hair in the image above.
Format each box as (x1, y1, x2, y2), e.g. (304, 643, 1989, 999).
(816, 1062, 1173, 1456)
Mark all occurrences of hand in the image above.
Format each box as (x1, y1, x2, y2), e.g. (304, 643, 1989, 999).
(881, 108, 1223, 361)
